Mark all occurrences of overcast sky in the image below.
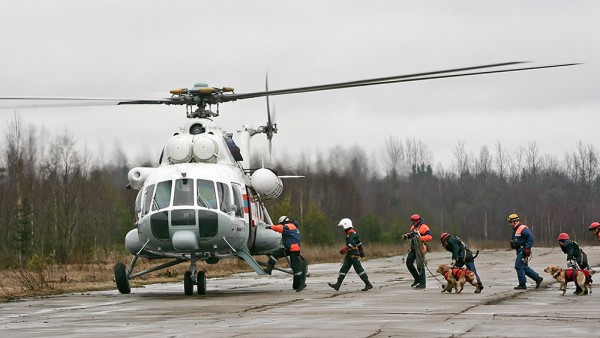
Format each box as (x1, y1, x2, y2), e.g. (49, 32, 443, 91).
(1, 1, 599, 171)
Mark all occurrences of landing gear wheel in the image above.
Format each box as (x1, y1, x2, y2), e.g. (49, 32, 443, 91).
(184, 271, 193, 295)
(114, 262, 131, 294)
(197, 271, 207, 295)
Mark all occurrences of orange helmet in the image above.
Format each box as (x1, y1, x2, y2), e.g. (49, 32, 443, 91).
(557, 233, 570, 241)
(590, 222, 600, 231)
(440, 232, 451, 243)
(410, 214, 421, 222)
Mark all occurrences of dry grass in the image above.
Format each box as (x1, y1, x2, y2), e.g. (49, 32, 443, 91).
(0, 241, 507, 301)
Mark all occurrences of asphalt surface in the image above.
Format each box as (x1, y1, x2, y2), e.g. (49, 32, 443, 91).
(1, 246, 599, 337)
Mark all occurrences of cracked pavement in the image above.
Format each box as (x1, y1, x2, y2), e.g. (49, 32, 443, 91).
(1, 246, 599, 337)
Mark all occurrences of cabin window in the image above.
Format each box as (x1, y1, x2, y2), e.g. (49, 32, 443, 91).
(173, 178, 194, 206)
(143, 184, 155, 215)
(197, 179, 217, 209)
(153, 180, 172, 211)
(231, 183, 244, 217)
(217, 182, 232, 213)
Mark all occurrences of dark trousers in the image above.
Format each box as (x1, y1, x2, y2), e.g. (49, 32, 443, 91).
(338, 254, 367, 278)
(406, 249, 426, 284)
(269, 248, 305, 289)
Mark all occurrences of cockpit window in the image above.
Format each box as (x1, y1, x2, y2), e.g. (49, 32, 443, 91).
(217, 182, 232, 213)
(197, 179, 217, 209)
(153, 181, 172, 211)
(143, 184, 155, 215)
(173, 178, 194, 206)
(135, 190, 142, 221)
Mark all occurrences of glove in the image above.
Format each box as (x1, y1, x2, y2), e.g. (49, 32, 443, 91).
(359, 247, 365, 258)
(509, 241, 515, 249)
(340, 246, 348, 255)
(523, 248, 531, 257)
(360, 252, 365, 258)
(402, 233, 409, 240)
(266, 226, 272, 230)
(567, 260, 580, 269)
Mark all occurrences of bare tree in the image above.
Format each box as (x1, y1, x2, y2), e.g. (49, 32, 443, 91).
(384, 136, 405, 175)
(494, 141, 509, 179)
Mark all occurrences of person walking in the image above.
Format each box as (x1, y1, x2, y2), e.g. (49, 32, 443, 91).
(328, 218, 373, 292)
(508, 213, 543, 290)
(402, 214, 432, 289)
(265, 215, 307, 292)
(557, 232, 589, 294)
(440, 232, 483, 292)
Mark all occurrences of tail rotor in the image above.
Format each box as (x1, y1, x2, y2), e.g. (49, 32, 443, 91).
(264, 75, 278, 163)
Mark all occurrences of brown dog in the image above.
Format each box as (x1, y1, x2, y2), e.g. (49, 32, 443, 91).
(544, 265, 595, 295)
(437, 264, 481, 293)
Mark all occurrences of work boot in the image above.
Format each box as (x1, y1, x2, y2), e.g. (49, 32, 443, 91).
(360, 274, 373, 291)
(296, 283, 307, 292)
(414, 283, 426, 289)
(410, 280, 420, 287)
(478, 283, 484, 292)
(328, 275, 345, 291)
(263, 266, 273, 275)
(574, 285, 582, 295)
(535, 277, 543, 289)
(514, 284, 527, 290)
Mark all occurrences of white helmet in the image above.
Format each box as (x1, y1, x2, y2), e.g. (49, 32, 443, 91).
(338, 218, 353, 229)
(278, 215, 289, 224)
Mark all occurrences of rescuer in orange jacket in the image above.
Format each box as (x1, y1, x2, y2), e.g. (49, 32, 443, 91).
(589, 222, 600, 242)
(402, 214, 432, 289)
(264, 215, 307, 292)
(508, 213, 543, 290)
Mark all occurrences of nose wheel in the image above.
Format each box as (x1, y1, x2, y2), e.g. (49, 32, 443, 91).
(183, 270, 207, 295)
(197, 271, 207, 295)
(184, 271, 194, 295)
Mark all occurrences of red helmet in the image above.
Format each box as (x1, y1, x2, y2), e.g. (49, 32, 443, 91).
(590, 222, 600, 231)
(557, 233, 570, 241)
(440, 232, 450, 243)
(410, 214, 421, 221)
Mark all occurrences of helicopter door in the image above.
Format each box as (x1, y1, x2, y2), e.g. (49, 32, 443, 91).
(232, 183, 253, 246)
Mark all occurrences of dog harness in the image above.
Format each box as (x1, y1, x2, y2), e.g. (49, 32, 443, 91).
(553, 268, 593, 283)
(444, 268, 471, 280)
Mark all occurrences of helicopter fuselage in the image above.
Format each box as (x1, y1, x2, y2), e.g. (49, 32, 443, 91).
(122, 117, 283, 277)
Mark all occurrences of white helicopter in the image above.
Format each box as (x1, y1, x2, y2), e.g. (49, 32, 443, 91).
(0, 61, 577, 296)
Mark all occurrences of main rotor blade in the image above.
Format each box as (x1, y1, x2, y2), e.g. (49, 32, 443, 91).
(221, 62, 578, 102)
(0, 97, 175, 109)
(0, 61, 579, 109)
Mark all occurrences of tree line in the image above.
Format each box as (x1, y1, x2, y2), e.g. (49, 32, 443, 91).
(2, 116, 599, 266)
(265, 137, 600, 249)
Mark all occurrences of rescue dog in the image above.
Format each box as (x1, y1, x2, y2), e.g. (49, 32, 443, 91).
(437, 264, 481, 293)
(544, 265, 595, 295)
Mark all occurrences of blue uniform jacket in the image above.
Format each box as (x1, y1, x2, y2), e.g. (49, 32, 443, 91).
(511, 223, 534, 254)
